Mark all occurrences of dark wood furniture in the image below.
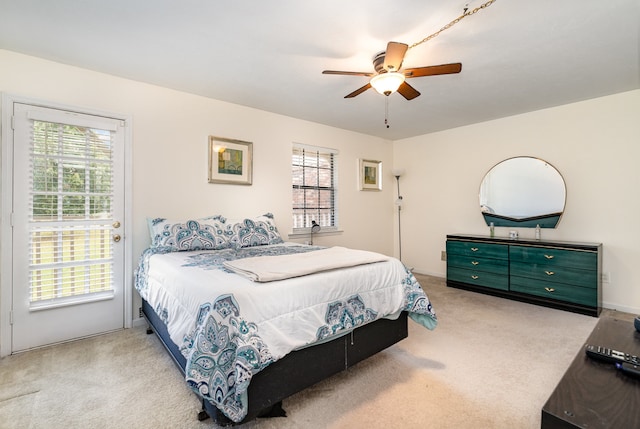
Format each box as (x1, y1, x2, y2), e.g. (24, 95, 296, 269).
(143, 299, 409, 425)
(446, 234, 602, 316)
(541, 312, 640, 428)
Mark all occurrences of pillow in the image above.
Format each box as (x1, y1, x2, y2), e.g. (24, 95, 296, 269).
(225, 213, 284, 248)
(148, 215, 229, 251)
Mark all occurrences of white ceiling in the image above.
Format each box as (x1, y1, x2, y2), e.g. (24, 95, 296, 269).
(1, 0, 638, 140)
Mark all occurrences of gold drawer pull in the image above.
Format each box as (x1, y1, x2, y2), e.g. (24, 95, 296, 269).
(471, 275, 479, 280)
(470, 247, 479, 252)
(544, 254, 554, 259)
(545, 271, 555, 276)
(545, 287, 555, 293)
(471, 261, 479, 266)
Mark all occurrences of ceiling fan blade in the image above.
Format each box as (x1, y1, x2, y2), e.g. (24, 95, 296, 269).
(322, 70, 374, 77)
(345, 83, 372, 98)
(397, 82, 421, 100)
(404, 63, 462, 78)
(383, 42, 408, 72)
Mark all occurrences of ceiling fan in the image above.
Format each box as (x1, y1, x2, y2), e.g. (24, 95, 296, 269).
(322, 41, 462, 100)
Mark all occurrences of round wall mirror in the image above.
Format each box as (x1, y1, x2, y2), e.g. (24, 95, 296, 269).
(479, 157, 566, 228)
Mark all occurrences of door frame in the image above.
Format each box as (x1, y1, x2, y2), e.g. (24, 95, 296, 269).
(1, 93, 133, 357)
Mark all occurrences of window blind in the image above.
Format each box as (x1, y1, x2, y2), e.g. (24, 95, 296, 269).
(292, 144, 337, 230)
(28, 119, 115, 303)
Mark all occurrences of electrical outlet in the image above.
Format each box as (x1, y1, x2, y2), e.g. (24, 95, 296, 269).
(601, 272, 611, 283)
(139, 306, 143, 318)
(441, 251, 447, 261)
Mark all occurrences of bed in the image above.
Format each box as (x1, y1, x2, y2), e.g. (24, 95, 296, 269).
(135, 214, 437, 425)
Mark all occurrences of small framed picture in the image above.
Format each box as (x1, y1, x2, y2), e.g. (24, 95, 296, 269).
(359, 159, 382, 191)
(208, 136, 253, 185)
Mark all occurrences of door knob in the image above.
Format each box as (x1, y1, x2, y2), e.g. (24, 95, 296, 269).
(113, 221, 121, 229)
(113, 234, 121, 242)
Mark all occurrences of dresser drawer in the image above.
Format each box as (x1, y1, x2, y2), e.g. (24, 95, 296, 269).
(447, 254, 508, 275)
(447, 267, 509, 291)
(510, 262, 597, 289)
(447, 241, 508, 259)
(510, 245, 597, 271)
(510, 277, 597, 307)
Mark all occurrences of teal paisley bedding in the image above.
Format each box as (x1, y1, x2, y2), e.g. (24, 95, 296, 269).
(135, 242, 437, 423)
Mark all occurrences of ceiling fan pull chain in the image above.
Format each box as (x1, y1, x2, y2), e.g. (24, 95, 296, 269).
(385, 96, 390, 128)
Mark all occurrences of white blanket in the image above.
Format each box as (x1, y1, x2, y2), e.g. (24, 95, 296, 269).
(223, 246, 389, 282)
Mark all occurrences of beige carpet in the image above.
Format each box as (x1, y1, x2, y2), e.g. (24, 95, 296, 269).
(0, 275, 602, 429)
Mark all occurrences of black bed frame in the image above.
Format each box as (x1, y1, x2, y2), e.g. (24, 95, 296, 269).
(142, 299, 408, 425)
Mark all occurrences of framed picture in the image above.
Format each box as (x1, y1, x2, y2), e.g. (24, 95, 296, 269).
(208, 136, 253, 185)
(359, 159, 382, 191)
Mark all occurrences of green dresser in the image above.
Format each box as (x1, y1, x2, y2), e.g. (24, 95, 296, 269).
(446, 235, 602, 316)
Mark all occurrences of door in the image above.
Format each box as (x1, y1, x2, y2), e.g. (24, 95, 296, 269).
(10, 102, 126, 352)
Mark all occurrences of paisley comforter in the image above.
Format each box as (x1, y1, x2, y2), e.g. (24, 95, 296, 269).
(135, 242, 437, 423)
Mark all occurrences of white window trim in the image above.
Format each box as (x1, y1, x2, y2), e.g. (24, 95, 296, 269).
(287, 227, 343, 240)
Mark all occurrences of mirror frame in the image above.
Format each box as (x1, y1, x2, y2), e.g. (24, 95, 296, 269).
(479, 156, 566, 228)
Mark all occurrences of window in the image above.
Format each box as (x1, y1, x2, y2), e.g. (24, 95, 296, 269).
(292, 143, 338, 231)
(28, 118, 116, 304)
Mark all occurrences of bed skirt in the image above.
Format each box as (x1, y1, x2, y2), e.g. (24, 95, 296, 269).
(142, 299, 408, 425)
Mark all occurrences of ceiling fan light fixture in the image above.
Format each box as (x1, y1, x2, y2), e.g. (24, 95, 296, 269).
(370, 72, 405, 96)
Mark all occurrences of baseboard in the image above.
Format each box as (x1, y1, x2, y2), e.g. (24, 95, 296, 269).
(132, 317, 147, 328)
(411, 269, 445, 278)
(602, 300, 640, 316)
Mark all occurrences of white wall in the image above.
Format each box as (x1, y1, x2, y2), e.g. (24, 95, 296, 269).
(394, 89, 640, 313)
(2, 48, 638, 318)
(0, 50, 396, 322)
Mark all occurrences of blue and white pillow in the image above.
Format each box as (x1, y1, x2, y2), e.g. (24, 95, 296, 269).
(148, 215, 229, 251)
(225, 213, 284, 248)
